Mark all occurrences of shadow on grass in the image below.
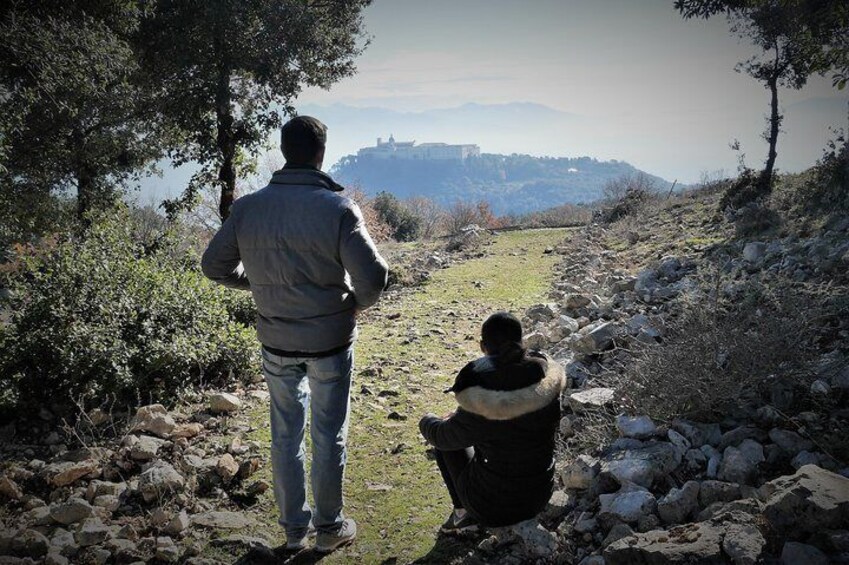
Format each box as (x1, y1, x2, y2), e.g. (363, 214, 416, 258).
(410, 532, 485, 565)
(231, 533, 484, 565)
(232, 545, 328, 565)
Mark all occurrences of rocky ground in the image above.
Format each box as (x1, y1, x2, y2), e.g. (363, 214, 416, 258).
(1, 186, 848, 564)
(501, 188, 849, 564)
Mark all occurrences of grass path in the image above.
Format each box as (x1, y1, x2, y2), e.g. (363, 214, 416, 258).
(241, 228, 572, 564)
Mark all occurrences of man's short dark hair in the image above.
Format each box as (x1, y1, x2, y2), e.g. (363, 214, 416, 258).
(281, 116, 327, 165)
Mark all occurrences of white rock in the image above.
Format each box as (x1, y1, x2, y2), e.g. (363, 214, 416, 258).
(568, 388, 615, 413)
(76, 517, 110, 546)
(49, 497, 93, 525)
(208, 392, 242, 413)
(718, 446, 758, 484)
(524, 330, 549, 350)
(657, 481, 700, 525)
(130, 404, 176, 438)
(723, 523, 766, 565)
(572, 322, 617, 355)
(138, 462, 185, 503)
(616, 415, 656, 439)
(560, 455, 600, 490)
(130, 435, 165, 461)
(600, 483, 657, 524)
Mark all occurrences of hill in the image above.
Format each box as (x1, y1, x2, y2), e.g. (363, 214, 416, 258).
(331, 152, 675, 214)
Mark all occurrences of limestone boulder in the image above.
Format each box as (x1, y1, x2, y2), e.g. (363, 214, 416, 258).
(658, 481, 700, 525)
(599, 441, 682, 489)
(138, 462, 185, 503)
(763, 464, 849, 534)
(604, 520, 725, 564)
(208, 392, 242, 414)
(568, 388, 615, 413)
(560, 455, 600, 490)
(130, 404, 176, 438)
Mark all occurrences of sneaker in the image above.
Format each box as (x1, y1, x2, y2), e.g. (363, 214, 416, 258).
(440, 510, 479, 535)
(285, 526, 316, 551)
(315, 518, 357, 553)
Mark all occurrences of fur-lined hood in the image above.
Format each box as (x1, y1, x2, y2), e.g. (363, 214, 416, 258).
(452, 352, 565, 421)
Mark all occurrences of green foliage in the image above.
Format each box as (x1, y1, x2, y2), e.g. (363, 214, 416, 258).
(137, 0, 372, 219)
(0, 211, 258, 415)
(807, 132, 849, 212)
(0, 1, 165, 220)
(372, 192, 422, 241)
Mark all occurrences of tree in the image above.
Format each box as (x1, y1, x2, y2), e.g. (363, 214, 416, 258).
(676, 0, 848, 196)
(0, 1, 165, 223)
(137, 0, 372, 221)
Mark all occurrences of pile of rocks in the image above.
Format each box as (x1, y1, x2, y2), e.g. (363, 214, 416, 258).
(0, 391, 269, 564)
(508, 216, 849, 563)
(552, 415, 849, 563)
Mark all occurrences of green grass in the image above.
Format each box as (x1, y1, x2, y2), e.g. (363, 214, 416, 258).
(214, 228, 573, 564)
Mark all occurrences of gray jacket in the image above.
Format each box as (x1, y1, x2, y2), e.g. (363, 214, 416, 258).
(201, 168, 388, 353)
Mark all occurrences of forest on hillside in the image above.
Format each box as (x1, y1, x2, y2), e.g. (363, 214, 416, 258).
(332, 153, 675, 214)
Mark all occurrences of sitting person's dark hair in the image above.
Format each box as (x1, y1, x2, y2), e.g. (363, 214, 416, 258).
(481, 311, 526, 365)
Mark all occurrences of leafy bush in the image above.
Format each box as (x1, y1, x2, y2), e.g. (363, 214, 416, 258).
(0, 211, 258, 416)
(372, 191, 422, 241)
(807, 132, 849, 213)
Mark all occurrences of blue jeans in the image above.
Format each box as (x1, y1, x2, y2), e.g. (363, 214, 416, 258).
(261, 346, 353, 538)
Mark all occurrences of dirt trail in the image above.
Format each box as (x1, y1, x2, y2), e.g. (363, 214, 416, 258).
(240, 228, 573, 564)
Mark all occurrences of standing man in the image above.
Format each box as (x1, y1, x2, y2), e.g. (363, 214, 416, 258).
(202, 116, 388, 553)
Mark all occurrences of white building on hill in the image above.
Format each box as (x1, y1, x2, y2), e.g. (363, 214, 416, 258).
(357, 135, 480, 161)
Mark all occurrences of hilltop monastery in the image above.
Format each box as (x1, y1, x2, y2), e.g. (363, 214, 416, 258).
(357, 135, 480, 161)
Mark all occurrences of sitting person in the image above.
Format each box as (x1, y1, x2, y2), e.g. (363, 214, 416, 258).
(419, 312, 565, 534)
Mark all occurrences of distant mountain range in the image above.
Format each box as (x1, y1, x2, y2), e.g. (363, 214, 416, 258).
(331, 151, 675, 215)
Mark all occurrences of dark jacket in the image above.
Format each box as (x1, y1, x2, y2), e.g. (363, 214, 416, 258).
(419, 352, 564, 527)
(201, 168, 388, 353)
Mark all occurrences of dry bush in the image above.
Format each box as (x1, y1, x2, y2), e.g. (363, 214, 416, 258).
(602, 172, 658, 202)
(444, 200, 502, 235)
(515, 203, 591, 228)
(404, 197, 446, 239)
(616, 282, 825, 422)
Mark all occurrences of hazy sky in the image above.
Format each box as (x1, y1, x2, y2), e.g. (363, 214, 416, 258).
(295, 0, 848, 183)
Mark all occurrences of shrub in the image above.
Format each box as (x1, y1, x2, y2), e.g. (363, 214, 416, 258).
(617, 283, 820, 422)
(718, 168, 771, 211)
(0, 211, 258, 417)
(806, 132, 849, 213)
(372, 191, 421, 241)
(731, 201, 782, 236)
(594, 186, 655, 224)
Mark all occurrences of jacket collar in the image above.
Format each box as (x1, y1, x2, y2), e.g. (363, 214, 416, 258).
(269, 167, 346, 192)
(454, 354, 565, 421)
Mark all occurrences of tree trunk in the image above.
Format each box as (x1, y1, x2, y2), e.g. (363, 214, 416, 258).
(762, 73, 781, 195)
(76, 169, 95, 222)
(73, 127, 95, 223)
(215, 65, 236, 222)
